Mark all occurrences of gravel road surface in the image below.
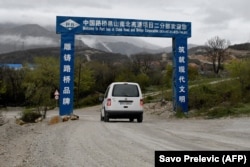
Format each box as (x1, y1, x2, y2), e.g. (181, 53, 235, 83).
(1, 105, 250, 167)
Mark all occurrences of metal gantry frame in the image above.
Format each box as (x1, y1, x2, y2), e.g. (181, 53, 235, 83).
(56, 16, 191, 115)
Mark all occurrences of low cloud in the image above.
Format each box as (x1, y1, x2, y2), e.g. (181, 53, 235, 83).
(0, 35, 58, 46)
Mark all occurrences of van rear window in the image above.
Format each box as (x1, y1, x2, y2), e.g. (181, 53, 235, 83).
(112, 84, 139, 97)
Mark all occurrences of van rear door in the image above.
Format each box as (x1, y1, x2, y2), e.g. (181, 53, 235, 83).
(110, 83, 142, 111)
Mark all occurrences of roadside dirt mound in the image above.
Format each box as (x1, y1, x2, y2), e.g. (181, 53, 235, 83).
(144, 101, 174, 118)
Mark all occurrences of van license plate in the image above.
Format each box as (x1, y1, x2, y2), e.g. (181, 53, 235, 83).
(120, 102, 131, 105)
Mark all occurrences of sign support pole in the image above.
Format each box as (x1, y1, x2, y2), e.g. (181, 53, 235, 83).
(172, 37, 188, 113)
(59, 33, 75, 116)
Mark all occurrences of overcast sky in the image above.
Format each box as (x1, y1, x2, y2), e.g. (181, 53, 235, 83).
(0, 0, 250, 47)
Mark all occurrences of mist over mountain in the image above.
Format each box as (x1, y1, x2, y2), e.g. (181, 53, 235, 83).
(0, 24, 59, 53)
(0, 23, 171, 55)
(76, 35, 169, 55)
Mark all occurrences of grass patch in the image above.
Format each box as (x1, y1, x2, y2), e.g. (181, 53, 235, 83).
(187, 76, 250, 119)
(232, 103, 250, 116)
(189, 103, 250, 119)
(146, 75, 250, 119)
(175, 110, 189, 118)
(206, 107, 234, 119)
(189, 77, 227, 86)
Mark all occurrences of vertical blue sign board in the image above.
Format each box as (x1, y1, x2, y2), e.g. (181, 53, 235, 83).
(172, 38, 188, 113)
(56, 16, 191, 115)
(59, 34, 75, 115)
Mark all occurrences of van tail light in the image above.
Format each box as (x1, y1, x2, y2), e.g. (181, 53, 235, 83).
(107, 98, 111, 106)
(140, 99, 143, 106)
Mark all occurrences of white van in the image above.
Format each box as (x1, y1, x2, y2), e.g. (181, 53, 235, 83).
(100, 82, 144, 122)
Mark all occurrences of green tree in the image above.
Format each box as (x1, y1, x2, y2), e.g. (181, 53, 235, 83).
(88, 61, 115, 92)
(0, 80, 6, 104)
(226, 59, 250, 93)
(22, 57, 59, 113)
(165, 64, 173, 88)
(115, 69, 136, 82)
(0, 68, 6, 103)
(0, 67, 25, 106)
(188, 65, 199, 81)
(135, 73, 149, 91)
(75, 59, 95, 107)
(0, 80, 6, 94)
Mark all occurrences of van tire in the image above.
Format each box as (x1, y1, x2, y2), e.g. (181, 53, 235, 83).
(100, 112, 104, 121)
(137, 114, 143, 123)
(104, 111, 109, 122)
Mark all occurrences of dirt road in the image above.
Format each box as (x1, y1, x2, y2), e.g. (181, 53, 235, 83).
(1, 105, 250, 167)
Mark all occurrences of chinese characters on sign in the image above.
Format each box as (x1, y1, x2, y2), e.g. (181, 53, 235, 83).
(173, 38, 188, 112)
(81, 18, 189, 37)
(57, 16, 191, 38)
(59, 34, 75, 116)
(57, 16, 191, 115)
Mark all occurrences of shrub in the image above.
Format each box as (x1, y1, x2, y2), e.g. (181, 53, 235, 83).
(77, 93, 100, 107)
(189, 80, 243, 110)
(144, 95, 153, 103)
(189, 84, 217, 109)
(188, 65, 199, 81)
(21, 110, 42, 123)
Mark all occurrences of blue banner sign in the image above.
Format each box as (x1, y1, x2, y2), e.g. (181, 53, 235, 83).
(56, 16, 191, 38)
(59, 34, 75, 116)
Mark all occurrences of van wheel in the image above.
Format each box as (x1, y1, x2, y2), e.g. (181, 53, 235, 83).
(129, 118, 134, 122)
(137, 114, 143, 123)
(100, 112, 104, 121)
(104, 111, 109, 122)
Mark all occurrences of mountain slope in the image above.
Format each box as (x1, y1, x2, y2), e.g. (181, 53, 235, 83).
(0, 47, 129, 64)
